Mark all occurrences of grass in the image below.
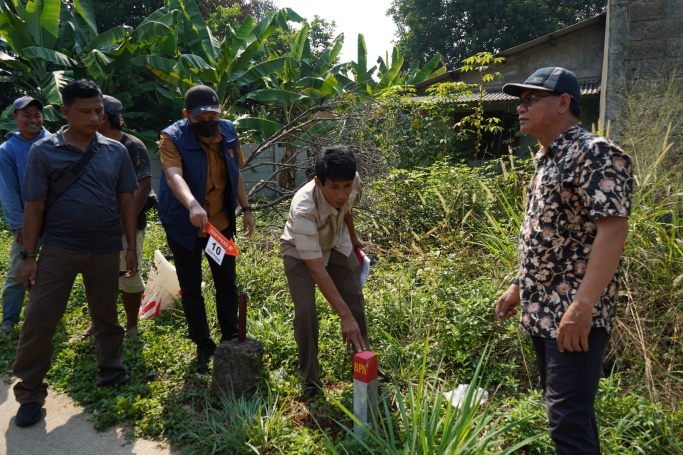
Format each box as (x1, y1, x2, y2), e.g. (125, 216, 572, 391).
(1, 73, 683, 453)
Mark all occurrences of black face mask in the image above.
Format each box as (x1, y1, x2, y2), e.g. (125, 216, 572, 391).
(191, 119, 218, 138)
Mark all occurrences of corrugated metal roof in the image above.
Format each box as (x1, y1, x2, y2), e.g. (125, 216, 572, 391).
(414, 80, 600, 104)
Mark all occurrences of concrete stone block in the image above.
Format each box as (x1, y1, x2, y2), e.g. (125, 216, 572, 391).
(629, 0, 668, 22)
(666, 38, 683, 59)
(626, 40, 666, 60)
(644, 19, 683, 39)
(629, 21, 645, 40)
(671, 1, 683, 17)
(211, 338, 265, 397)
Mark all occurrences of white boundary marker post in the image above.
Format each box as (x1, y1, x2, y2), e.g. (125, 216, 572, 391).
(353, 351, 378, 438)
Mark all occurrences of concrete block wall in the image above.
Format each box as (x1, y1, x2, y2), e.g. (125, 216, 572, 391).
(600, 0, 683, 130)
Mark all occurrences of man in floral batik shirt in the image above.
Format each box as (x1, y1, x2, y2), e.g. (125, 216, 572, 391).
(495, 67, 633, 455)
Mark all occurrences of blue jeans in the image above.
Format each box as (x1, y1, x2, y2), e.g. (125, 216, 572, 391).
(2, 235, 25, 326)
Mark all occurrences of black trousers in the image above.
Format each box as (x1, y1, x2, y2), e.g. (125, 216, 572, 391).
(167, 232, 238, 356)
(531, 328, 610, 455)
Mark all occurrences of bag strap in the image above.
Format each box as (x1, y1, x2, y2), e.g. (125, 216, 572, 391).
(71, 145, 99, 174)
(45, 145, 100, 212)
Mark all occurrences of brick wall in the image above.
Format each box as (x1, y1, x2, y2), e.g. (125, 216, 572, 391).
(600, 0, 683, 130)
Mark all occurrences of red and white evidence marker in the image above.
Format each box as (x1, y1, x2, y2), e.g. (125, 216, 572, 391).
(353, 351, 378, 438)
(205, 222, 239, 266)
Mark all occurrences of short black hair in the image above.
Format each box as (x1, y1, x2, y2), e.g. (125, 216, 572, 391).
(107, 113, 126, 130)
(569, 100, 582, 119)
(315, 146, 357, 185)
(62, 79, 102, 107)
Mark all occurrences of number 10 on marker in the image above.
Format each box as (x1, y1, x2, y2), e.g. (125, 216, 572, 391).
(206, 238, 225, 265)
(205, 222, 239, 265)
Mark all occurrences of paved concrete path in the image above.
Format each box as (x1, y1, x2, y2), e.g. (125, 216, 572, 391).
(0, 379, 178, 455)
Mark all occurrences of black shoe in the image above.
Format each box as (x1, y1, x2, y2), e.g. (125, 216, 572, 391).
(377, 369, 391, 384)
(15, 402, 43, 427)
(101, 378, 137, 387)
(301, 384, 321, 399)
(196, 352, 213, 374)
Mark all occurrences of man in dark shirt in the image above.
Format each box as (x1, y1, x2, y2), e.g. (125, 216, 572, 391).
(80, 95, 152, 339)
(12, 80, 139, 427)
(495, 67, 633, 454)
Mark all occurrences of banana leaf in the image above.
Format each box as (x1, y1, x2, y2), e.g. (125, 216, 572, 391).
(411, 53, 442, 84)
(133, 21, 170, 46)
(173, 0, 218, 63)
(312, 33, 343, 76)
(353, 34, 368, 83)
(233, 116, 283, 131)
(226, 39, 262, 80)
(23, 46, 71, 66)
(403, 60, 420, 85)
(18, 0, 60, 50)
(73, 0, 97, 37)
(41, 104, 61, 121)
(82, 26, 131, 53)
(375, 55, 404, 92)
(294, 119, 336, 146)
(0, 50, 29, 70)
(240, 88, 312, 107)
(41, 70, 69, 105)
(0, 2, 32, 52)
(225, 16, 254, 63)
(54, 8, 75, 53)
(235, 57, 286, 87)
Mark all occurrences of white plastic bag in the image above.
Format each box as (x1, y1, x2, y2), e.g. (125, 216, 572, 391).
(354, 247, 371, 287)
(443, 384, 489, 409)
(139, 250, 182, 319)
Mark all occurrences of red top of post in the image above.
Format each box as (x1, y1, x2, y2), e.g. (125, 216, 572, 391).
(353, 351, 378, 383)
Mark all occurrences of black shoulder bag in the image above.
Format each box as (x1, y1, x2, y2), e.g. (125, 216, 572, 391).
(45, 146, 100, 212)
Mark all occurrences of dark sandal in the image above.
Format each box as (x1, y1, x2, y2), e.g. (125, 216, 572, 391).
(0, 326, 13, 337)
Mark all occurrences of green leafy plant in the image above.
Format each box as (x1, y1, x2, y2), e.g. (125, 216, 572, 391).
(323, 342, 544, 454)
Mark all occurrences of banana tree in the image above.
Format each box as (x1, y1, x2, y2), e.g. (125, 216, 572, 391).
(0, 0, 100, 128)
(130, 0, 304, 119)
(231, 24, 352, 189)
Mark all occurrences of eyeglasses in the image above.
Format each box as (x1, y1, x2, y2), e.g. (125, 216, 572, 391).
(517, 93, 560, 109)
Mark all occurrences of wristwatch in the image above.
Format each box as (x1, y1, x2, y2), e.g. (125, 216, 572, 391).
(511, 277, 520, 286)
(20, 250, 38, 260)
(241, 206, 252, 212)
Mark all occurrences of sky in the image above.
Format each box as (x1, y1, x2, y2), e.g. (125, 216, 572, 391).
(276, 0, 398, 64)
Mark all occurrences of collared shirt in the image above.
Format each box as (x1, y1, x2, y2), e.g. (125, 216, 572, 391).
(159, 129, 245, 236)
(22, 126, 138, 254)
(280, 174, 361, 265)
(518, 123, 634, 338)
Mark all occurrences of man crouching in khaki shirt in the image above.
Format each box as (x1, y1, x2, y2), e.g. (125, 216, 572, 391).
(280, 146, 368, 398)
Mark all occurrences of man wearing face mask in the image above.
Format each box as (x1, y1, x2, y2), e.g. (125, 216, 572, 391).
(158, 85, 254, 374)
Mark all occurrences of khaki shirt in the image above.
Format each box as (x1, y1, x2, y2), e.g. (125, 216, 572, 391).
(159, 130, 245, 236)
(280, 174, 361, 265)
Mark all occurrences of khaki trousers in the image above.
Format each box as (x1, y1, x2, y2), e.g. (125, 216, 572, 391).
(284, 249, 369, 386)
(13, 245, 129, 404)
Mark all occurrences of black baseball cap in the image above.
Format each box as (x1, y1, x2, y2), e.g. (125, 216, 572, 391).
(503, 67, 581, 104)
(12, 96, 43, 112)
(102, 95, 122, 116)
(184, 85, 221, 118)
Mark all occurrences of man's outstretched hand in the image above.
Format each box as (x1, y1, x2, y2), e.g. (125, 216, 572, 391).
(496, 284, 521, 325)
(341, 314, 366, 353)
